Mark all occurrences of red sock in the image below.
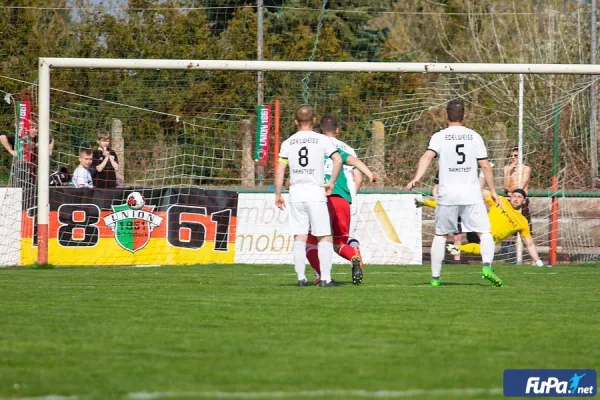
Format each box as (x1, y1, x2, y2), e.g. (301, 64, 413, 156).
(306, 246, 321, 275)
(337, 244, 358, 262)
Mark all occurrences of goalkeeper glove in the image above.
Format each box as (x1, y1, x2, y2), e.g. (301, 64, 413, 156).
(414, 198, 425, 208)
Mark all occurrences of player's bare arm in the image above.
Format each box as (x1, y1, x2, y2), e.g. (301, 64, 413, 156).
(478, 159, 500, 206)
(352, 168, 363, 192)
(346, 156, 377, 183)
(522, 235, 544, 266)
(274, 159, 288, 210)
(406, 149, 436, 190)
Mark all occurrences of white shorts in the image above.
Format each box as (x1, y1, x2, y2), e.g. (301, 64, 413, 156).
(435, 203, 490, 236)
(289, 201, 331, 237)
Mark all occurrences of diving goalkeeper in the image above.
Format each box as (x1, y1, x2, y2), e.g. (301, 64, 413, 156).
(416, 189, 547, 266)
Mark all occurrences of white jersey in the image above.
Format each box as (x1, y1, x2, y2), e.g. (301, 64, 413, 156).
(279, 130, 338, 203)
(427, 126, 488, 205)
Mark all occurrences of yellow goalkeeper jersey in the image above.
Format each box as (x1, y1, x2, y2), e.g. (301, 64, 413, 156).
(423, 196, 530, 242)
(484, 194, 531, 242)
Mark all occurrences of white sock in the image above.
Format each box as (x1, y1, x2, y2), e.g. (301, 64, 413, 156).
(293, 241, 307, 281)
(480, 232, 495, 265)
(431, 235, 446, 279)
(318, 241, 334, 282)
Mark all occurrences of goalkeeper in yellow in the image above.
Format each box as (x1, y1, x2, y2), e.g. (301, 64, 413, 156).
(416, 189, 547, 266)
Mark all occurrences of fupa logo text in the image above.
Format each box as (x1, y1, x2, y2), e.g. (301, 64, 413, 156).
(504, 369, 597, 397)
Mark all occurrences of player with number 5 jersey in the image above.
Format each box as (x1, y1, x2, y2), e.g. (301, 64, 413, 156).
(406, 99, 502, 287)
(275, 105, 343, 287)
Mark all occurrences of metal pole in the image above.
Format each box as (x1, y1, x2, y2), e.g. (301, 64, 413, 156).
(516, 74, 525, 265)
(256, 0, 265, 185)
(591, 0, 598, 188)
(550, 104, 560, 266)
(257, 0, 264, 106)
(37, 60, 51, 265)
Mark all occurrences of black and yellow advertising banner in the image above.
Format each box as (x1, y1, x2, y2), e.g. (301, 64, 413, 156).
(21, 188, 238, 265)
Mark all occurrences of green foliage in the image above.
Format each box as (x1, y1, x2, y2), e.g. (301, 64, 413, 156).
(0, 0, 596, 188)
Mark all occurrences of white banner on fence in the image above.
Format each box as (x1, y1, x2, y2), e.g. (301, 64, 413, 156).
(235, 193, 422, 265)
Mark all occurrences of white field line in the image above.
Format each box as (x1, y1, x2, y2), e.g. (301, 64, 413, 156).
(9, 387, 504, 400)
(127, 388, 505, 398)
(13, 396, 80, 400)
(252, 271, 559, 276)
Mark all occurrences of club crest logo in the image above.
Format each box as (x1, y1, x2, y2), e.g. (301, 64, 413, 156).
(103, 203, 163, 253)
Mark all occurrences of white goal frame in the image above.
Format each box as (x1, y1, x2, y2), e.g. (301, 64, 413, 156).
(36, 58, 600, 264)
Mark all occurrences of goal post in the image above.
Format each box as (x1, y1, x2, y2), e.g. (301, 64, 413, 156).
(32, 58, 600, 266)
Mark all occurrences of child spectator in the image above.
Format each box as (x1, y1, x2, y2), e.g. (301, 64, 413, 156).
(71, 149, 94, 188)
(91, 130, 119, 188)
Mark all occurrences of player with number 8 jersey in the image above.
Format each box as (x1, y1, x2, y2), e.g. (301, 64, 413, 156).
(275, 105, 343, 287)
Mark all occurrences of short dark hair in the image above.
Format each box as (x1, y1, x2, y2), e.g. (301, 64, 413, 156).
(446, 99, 464, 122)
(319, 115, 338, 134)
(79, 148, 93, 157)
(295, 105, 314, 124)
(312, 124, 321, 134)
(512, 188, 527, 198)
(509, 146, 520, 154)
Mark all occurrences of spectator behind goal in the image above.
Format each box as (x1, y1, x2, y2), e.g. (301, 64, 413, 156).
(71, 148, 94, 188)
(91, 130, 119, 188)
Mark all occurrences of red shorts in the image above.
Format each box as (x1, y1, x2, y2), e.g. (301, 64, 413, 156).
(307, 195, 350, 246)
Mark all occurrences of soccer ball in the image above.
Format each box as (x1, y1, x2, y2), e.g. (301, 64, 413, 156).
(127, 192, 145, 210)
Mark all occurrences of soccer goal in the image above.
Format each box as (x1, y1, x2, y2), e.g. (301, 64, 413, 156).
(2, 58, 600, 267)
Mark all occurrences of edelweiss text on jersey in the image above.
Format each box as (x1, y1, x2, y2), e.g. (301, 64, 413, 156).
(289, 137, 319, 145)
(444, 133, 473, 140)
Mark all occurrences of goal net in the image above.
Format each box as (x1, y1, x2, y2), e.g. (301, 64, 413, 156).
(1, 59, 600, 266)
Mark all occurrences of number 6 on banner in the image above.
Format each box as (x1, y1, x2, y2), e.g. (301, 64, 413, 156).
(167, 205, 231, 251)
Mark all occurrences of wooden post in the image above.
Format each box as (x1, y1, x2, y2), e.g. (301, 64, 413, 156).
(370, 120, 386, 188)
(111, 119, 124, 185)
(241, 118, 255, 187)
(490, 122, 508, 190)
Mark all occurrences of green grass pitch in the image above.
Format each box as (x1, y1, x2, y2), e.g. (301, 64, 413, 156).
(0, 264, 598, 400)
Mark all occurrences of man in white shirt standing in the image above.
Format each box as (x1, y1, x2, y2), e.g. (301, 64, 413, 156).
(406, 99, 503, 287)
(275, 105, 343, 287)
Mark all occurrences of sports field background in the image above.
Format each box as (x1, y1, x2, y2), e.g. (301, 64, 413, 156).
(1, 264, 598, 400)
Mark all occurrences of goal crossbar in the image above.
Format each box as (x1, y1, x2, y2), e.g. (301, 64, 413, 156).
(41, 58, 600, 74)
(36, 58, 600, 264)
